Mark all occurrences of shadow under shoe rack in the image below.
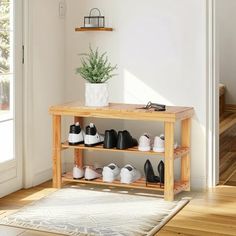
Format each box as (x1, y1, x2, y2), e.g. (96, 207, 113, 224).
(49, 101, 194, 201)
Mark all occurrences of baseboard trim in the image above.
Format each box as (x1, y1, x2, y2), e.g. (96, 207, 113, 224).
(32, 168, 52, 187)
(226, 104, 236, 112)
(32, 164, 66, 187)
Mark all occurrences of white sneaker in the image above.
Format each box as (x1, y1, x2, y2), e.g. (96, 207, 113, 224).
(120, 164, 141, 184)
(174, 142, 178, 149)
(68, 122, 84, 145)
(153, 134, 165, 152)
(73, 165, 84, 179)
(102, 163, 120, 182)
(138, 133, 151, 151)
(84, 123, 104, 146)
(153, 134, 178, 152)
(84, 166, 102, 180)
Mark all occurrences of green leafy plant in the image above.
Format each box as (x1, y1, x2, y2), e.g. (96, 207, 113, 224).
(76, 47, 117, 83)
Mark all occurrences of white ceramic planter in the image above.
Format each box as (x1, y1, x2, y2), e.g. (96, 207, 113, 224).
(85, 83, 109, 107)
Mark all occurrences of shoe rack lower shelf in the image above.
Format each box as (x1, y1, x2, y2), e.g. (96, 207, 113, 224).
(62, 173, 189, 195)
(61, 142, 189, 159)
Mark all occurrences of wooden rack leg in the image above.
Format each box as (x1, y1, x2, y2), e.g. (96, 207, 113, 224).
(52, 115, 62, 188)
(164, 122, 175, 201)
(74, 117, 83, 167)
(181, 118, 191, 191)
(75, 150, 83, 167)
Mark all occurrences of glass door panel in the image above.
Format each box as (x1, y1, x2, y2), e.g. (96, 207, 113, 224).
(0, 0, 14, 164)
(0, 0, 22, 197)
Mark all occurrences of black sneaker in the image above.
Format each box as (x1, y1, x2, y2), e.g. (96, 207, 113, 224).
(116, 130, 138, 150)
(68, 122, 84, 145)
(84, 123, 104, 147)
(103, 129, 118, 149)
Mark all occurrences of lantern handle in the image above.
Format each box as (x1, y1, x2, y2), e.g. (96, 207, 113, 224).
(89, 8, 102, 17)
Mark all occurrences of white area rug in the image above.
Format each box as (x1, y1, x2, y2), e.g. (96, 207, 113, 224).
(0, 186, 189, 236)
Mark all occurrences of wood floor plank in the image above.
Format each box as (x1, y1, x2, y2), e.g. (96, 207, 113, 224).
(176, 211, 236, 225)
(165, 219, 236, 236)
(159, 226, 231, 236)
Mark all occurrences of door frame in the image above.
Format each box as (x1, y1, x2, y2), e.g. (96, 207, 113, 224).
(207, 0, 219, 188)
(22, 0, 34, 188)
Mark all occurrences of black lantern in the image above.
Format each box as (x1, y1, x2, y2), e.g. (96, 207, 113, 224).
(83, 8, 105, 28)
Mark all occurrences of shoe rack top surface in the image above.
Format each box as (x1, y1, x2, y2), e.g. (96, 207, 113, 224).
(49, 101, 194, 122)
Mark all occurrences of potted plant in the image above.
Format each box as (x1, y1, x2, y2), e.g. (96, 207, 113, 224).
(76, 46, 117, 107)
(0, 79, 9, 110)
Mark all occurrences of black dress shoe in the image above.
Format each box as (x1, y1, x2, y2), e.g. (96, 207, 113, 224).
(157, 160, 165, 188)
(116, 130, 138, 150)
(144, 159, 160, 186)
(103, 129, 117, 149)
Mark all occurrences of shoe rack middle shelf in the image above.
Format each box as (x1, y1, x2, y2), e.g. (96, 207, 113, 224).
(61, 142, 190, 159)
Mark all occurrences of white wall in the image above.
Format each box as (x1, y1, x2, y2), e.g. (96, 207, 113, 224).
(216, 0, 236, 104)
(25, 0, 65, 187)
(65, 0, 207, 190)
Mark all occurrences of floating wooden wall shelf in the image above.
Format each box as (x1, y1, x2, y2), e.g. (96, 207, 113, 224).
(75, 27, 113, 32)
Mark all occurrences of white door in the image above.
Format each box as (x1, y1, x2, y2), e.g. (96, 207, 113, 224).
(0, 0, 23, 197)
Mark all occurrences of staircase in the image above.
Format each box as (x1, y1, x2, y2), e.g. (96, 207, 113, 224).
(219, 83, 236, 185)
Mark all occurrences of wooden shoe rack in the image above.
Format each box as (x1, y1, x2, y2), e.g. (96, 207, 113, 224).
(49, 101, 194, 201)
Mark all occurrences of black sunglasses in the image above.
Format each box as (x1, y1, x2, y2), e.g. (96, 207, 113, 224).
(138, 101, 166, 111)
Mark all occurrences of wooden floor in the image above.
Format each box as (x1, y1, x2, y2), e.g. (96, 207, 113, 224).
(220, 111, 236, 185)
(0, 182, 236, 236)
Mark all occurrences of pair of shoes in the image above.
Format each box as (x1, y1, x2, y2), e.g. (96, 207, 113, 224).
(103, 130, 138, 150)
(73, 165, 102, 180)
(68, 122, 104, 146)
(144, 159, 164, 188)
(138, 133, 178, 152)
(102, 163, 141, 184)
